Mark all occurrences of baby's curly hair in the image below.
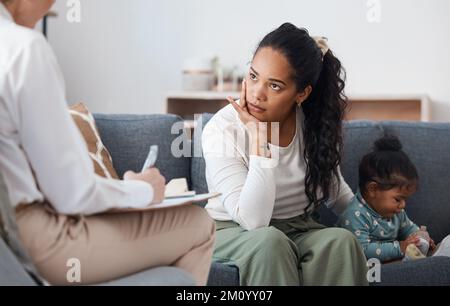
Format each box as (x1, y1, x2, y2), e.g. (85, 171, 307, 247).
(359, 133, 419, 192)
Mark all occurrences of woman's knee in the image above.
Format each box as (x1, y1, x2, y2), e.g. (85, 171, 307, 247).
(325, 227, 360, 246)
(251, 227, 295, 255)
(183, 205, 215, 237)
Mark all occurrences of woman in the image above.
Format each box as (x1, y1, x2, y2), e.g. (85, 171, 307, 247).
(0, 0, 214, 285)
(202, 23, 368, 285)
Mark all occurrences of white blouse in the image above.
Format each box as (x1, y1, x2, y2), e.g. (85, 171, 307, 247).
(0, 4, 153, 215)
(202, 103, 354, 231)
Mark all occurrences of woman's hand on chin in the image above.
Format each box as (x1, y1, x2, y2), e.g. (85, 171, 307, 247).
(227, 79, 260, 126)
(228, 80, 270, 158)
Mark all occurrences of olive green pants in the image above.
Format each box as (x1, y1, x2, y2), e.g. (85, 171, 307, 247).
(213, 215, 368, 286)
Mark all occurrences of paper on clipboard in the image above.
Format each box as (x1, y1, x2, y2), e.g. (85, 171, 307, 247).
(164, 178, 196, 198)
(152, 192, 220, 208)
(109, 192, 221, 213)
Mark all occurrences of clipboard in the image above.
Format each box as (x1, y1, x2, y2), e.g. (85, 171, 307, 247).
(108, 192, 221, 213)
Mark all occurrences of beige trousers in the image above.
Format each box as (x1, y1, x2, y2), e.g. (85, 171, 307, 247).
(15, 203, 215, 286)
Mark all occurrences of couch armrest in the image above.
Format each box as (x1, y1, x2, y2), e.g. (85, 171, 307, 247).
(0, 238, 37, 286)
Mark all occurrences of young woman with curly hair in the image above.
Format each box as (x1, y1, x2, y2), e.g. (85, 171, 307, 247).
(202, 22, 368, 286)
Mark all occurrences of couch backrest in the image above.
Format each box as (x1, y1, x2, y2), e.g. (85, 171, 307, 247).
(95, 114, 192, 186)
(190, 114, 213, 196)
(191, 114, 450, 242)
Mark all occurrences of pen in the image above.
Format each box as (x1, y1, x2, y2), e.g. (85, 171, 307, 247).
(141, 145, 158, 173)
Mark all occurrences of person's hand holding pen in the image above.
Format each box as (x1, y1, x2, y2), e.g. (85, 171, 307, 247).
(123, 145, 166, 204)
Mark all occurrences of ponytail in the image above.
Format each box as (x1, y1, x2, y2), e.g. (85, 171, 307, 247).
(302, 50, 347, 212)
(256, 23, 348, 213)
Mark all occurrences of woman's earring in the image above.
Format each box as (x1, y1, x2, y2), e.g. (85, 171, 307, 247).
(296, 100, 302, 106)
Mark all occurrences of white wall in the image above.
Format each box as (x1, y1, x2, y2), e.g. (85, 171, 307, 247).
(47, 0, 450, 121)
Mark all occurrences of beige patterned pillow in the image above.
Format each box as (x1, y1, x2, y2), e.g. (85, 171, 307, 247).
(69, 103, 119, 179)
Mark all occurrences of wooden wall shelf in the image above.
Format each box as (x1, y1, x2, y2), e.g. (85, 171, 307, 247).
(346, 95, 430, 122)
(166, 92, 431, 127)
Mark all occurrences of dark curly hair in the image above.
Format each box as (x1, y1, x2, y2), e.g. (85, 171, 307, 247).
(359, 133, 419, 192)
(256, 22, 347, 213)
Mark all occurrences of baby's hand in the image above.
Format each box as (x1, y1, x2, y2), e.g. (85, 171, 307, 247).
(400, 235, 420, 254)
(429, 238, 437, 251)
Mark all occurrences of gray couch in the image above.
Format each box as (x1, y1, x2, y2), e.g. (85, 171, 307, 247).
(2, 113, 450, 286)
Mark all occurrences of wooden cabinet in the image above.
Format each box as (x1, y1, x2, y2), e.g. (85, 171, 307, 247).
(166, 92, 431, 127)
(346, 95, 430, 122)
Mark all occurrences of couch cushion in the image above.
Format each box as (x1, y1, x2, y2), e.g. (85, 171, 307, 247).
(94, 114, 191, 185)
(97, 266, 196, 286)
(317, 121, 385, 226)
(207, 262, 239, 286)
(190, 114, 214, 206)
(191, 114, 214, 193)
(374, 256, 450, 286)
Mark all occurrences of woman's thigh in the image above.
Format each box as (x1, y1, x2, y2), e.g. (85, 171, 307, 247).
(214, 222, 296, 260)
